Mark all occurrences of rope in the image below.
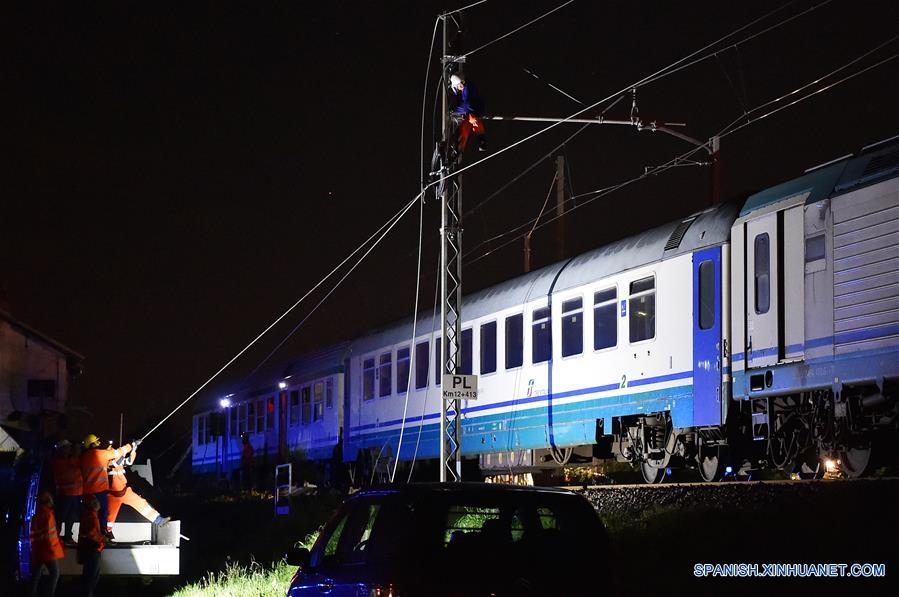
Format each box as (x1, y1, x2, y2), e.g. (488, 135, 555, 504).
(140, 192, 422, 442)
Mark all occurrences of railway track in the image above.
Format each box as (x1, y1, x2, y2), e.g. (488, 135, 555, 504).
(555, 475, 899, 491)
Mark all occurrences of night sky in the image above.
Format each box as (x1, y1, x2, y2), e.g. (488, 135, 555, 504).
(4, 1, 898, 446)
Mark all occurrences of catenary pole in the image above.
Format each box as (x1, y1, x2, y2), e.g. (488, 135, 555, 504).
(439, 13, 463, 482)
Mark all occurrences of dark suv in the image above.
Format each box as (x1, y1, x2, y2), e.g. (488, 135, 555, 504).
(286, 483, 612, 596)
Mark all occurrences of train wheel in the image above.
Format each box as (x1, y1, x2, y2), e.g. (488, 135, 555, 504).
(697, 446, 725, 482)
(839, 445, 872, 478)
(796, 449, 824, 480)
(640, 461, 666, 484)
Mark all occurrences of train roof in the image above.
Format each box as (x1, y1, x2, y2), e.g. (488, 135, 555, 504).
(352, 201, 739, 355)
(739, 134, 899, 217)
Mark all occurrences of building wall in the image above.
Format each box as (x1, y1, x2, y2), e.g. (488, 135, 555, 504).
(0, 320, 70, 420)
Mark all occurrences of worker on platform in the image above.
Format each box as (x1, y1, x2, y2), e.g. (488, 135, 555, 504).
(29, 491, 64, 597)
(51, 439, 82, 544)
(241, 432, 254, 490)
(80, 434, 136, 539)
(77, 494, 105, 597)
(449, 73, 487, 156)
(106, 442, 169, 536)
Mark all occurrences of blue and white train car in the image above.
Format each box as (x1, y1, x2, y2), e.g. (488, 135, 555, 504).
(191, 343, 348, 481)
(344, 202, 740, 483)
(729, 136, 899, 477)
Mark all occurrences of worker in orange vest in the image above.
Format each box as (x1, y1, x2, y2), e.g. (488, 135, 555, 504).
(51, 439, 82, 543)
(106, 442, 169, 536)
(77, 493, 105, 597)
(80, 434, 135, 538)
(29, 491, 64, 597)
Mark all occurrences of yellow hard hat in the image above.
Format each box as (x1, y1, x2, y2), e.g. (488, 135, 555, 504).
(83, 434, 100, 448)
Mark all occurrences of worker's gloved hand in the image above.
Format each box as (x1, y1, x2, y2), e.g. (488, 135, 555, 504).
(133, 438, 142, 447)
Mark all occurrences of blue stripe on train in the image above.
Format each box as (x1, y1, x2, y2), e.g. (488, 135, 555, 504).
(344, 383, 693, 463)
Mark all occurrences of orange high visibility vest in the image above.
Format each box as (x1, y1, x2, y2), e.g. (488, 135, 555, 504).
(81, 445, 131, 494)
(30, 505, 64, 562)
(78, 509, 105, 553)
(53, 456, 83, 496)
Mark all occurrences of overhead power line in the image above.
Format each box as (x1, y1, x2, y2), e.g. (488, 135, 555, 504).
(460, 1, 575, 59)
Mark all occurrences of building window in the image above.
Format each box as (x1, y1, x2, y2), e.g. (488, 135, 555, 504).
(480, 321, 497, 374)
(379, 353, 392, 397)
(289, 390, 300, 426)
(505, 314, 523, 369)
(629, 276, 656, 343)
(415, 341, 429, 389)
(325, 378, 334, 409)
(532, 307, 552, 364)
(302, 386, 311, 425)
(396, 346, 410, 394)
(754, 233, 770, 314)
(460, 329, 473, 375)
(593, 287, 617, 350)
(313, 382, 324, 422)
(256, 399, 265, 432)
(561, 297, 583, 357)
(363, 357, 375, 401)
(434, 336, 442, 385)
(699, 260, 716, 330)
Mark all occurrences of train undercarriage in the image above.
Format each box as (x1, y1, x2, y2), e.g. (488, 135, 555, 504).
(608, 381, 898, 483)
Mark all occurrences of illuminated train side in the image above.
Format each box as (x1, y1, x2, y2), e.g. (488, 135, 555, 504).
(191, 137, 899, 483)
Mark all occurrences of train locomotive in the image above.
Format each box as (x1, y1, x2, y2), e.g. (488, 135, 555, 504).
(192, 135, 899, 484)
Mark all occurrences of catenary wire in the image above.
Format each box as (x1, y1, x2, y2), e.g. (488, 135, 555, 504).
(460, 0, 576, 60)
(465, 44, 898, 267)
(140, 192, 422, 441)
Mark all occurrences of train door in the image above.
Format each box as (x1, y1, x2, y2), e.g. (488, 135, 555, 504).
(693, 246, 722, 426)
(745, 213, 780, 368)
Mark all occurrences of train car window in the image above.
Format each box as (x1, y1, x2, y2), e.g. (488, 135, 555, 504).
(246, 402, 256, 434)
(195, 416, 204, 446)
(379, 353, 392, 398)
(699, 260, 715, 330)
(532, 306, 552, 364)
(460, 329, 473, 375)
(562, 297, 583, 357)
(230, 406, 238, 436)
(629, 276, 656, 343)
(256, 399, 266, 432)
(289, 390, 300, 426)
(805, 234, 825, 263)
(363, 358, 376, 401)
(313, 382, 324, 421)
(435, 336, 442, 385)
(754, 233, 770, 314)
(480, 321, 497, 374)
(415, 341, 429, 389)
(593, 287, 617, 350)
(302, 386, 312, 425)
(505, 314, 524, 369)
(397, 347, 411, 394)
(326, 378, 335, 409)
(266, 396, 276, 430)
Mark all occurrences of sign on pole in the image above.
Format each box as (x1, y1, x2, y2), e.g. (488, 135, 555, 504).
(442, 374, 478, 401)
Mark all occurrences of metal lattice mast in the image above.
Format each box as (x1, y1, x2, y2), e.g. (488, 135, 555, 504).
(439, 14, 462, 482)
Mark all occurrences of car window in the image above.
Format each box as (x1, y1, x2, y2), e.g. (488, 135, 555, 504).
(311, 501, 384, 568)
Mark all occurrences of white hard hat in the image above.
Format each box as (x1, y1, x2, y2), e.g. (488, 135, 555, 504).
(449, 74, 463, 93)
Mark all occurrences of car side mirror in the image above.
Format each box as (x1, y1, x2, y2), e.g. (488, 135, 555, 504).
(286, 547, 310, 567)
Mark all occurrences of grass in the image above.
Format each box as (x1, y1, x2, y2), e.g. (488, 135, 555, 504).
(167, 531, 319, 597)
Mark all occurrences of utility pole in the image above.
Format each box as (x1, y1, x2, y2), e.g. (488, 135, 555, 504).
(555, 155, 566, 261)
(439, 13, 463, 482)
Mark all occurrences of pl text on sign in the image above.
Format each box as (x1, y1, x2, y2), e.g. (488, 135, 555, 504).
(442, 374, 478, 401)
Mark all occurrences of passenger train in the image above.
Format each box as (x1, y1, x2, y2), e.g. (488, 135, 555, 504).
(192, 136, 899, 484)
